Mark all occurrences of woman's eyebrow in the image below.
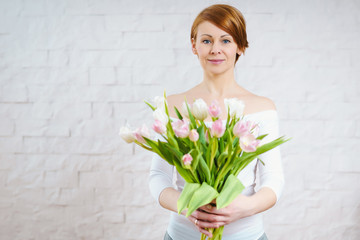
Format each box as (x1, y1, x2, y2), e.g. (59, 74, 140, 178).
(200, 34, 231, 37)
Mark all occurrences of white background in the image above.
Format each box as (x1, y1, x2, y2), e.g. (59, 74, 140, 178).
(0, 0, 359, 239)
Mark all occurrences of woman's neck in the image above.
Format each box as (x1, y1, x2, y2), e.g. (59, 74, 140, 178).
(201, 70, 238, 98)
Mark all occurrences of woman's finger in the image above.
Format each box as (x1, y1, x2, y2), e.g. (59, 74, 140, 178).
(194, 209, 228, 223)
(188, 215, 213, 238)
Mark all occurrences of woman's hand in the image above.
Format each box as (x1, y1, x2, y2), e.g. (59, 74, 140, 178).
(202, 195, 255, 226)
(184, 188, 277, 237)
(187, 208, 225, 238)
(185, 195, 254, 238)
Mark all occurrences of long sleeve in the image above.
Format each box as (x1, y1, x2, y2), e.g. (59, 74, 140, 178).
(256, 111, 285, 201)
(149, 152, 174, 204)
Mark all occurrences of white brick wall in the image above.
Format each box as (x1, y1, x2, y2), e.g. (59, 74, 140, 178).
(0, 0, 359, 239)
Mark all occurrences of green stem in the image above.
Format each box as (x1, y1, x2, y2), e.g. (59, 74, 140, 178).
(190, 168, 200, 183)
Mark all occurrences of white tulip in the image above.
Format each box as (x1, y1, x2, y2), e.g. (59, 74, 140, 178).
(153, 96, 167, 110)
(153, 108, 169, 125)
(224, 98, 245, 118)
(192, 99, 208, 121)
(119, 126, 136, 143)
(181, 102, 190, 118)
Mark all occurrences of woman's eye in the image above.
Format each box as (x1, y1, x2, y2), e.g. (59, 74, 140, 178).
(202, 39, 211, 44)
(223, 39, 230, 44)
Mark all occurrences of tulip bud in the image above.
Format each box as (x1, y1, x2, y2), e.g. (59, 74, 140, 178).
(153, 108, 169, 125)
(211, 119, 225, 138)
(192, 99, 208, 121)
(208, 100, 221, 118)
(171, 120, 190, 138)
(240, 134, 261, 152)
(181, 102, 190, 118)
(233, 120, 253, 137)
(119, 126, 136, 143)
(224, 98, 245, 118)
(134, 124, 151, 144)
(182, 153, 193, 166)
(189, 129, 199, 142)
(152, 120, 167, 134)
(153, 96, 166, 110)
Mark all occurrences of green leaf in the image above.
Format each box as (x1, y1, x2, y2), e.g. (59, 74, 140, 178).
(257, 134, 268, 140)
(186, 182, 219, 217)
(255, 136, 290, 156)
(198, 156, 211, 183)
(216, 174, 244, 209)
(198, 125, 206, 146)
(184, 98, 197, 129)
(216, 152, 228, 167)
(157, 140, 174, 165)
(210, 138, 218, 168)
(191, 148, 201, 170)
(177, 182, 201, 214)
(167, 134, 179, 150)
(174, 106, 183, 120)
(144, 100, 156, 111)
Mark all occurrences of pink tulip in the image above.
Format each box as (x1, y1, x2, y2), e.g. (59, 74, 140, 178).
(171, 120, 190, 138)
(189, 129, 199, 142)
(208, 100, 221, 118)
(233, 120, 254, 137)
(211, 119, 225, 138)
(240, 134, 261, 152)
(152, 120, 167, 134)
(134, 124, 151, 144)
(182, 153, 193, 166)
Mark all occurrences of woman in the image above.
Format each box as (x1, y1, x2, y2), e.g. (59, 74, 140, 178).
(149, 4, 284, 240)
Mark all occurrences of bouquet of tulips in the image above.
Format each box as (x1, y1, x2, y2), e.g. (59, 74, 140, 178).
(120, 93, 289, 240)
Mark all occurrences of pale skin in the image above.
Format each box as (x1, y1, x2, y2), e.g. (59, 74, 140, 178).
(159, 21, 278, 238)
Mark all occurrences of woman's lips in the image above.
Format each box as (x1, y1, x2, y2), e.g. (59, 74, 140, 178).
(208, 59, 225, 64)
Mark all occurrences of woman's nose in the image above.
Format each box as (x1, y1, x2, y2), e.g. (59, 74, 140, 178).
(210, 43, 221, 54)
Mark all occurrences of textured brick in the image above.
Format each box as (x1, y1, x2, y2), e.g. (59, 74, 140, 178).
(43, 170, 78, 188)
(162, 14, 192, 33)
(71, 119, 119, 137)
(0, 137, 22, 153)
(105, 14, 163, 32)
(331, 152, 360, 172)
(122, 32, 174, 50)
(89, 67, 116, 85)
(79, 171, 123, 188)
(89, 0, 153, 15)
(92, 102, 113, 118)
(45, 188, 95, 206)
(0, 119, 14, 136)
(0, 0, 360, 239)
(0, 85, 28, 102)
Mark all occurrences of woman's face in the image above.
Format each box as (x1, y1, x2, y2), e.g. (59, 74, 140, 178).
(192, 21, 242, 76)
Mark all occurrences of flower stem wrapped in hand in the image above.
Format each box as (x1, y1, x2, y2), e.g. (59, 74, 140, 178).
(120, 92, 289, 240)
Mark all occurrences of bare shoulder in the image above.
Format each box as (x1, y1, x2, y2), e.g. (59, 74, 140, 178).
(166, 93, 186, 118)
(243, 93, 277, 114)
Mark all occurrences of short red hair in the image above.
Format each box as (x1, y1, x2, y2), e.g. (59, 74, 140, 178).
(191, 4, 249, 63)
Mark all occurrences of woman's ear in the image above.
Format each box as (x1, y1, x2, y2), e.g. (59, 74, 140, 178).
(237, 48, 243, 56)
(191, 38, 197, 55)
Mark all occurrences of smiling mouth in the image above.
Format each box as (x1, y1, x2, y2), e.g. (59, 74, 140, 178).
(208, 59, 225, 64)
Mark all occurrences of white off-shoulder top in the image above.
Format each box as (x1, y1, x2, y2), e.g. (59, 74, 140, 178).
(149, 110, 284, 240)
